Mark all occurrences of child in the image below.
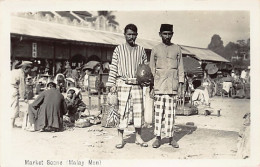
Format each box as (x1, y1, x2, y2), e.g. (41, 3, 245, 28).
(65, 88, 86, 123)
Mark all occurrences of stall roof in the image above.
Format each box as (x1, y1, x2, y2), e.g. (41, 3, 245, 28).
(10, 16, 159, 50)
(181, 45, 230, 62)
(11, 16, 229, 63)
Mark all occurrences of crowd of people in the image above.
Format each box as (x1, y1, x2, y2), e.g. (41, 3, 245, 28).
(11, 23, 250, 150)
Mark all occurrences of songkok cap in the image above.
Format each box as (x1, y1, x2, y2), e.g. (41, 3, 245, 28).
(160, 24, 173, 32)
(18, 61, 33, 68)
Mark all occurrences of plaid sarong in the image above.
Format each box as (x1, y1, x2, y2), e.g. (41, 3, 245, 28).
(117, 81, 144, 130)
(154, 94, 177, 138)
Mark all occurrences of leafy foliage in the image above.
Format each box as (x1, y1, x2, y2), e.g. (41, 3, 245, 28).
(97, 11, 119, 25)
(208, 34, 250, 69)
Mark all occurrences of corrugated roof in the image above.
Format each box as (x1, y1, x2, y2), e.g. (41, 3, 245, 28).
(10, 16, 229, 63)
(11, 16, 159, 50)
(181, 45, 229, 62)
(55, 11, 81, 22)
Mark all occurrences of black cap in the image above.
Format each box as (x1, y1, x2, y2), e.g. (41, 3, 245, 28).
(160, 24, 173, 32)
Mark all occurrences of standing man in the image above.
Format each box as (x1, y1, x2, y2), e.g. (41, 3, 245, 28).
(149, 24, 184, 148)
(106, 24, 148, 149)
(11, 61, 32, 128)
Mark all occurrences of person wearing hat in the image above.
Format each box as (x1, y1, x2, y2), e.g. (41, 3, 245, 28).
(149, 24, 184, 149)
(27, 81, 67, 132)
(106, 24, 148, 149)
(10, 61, 32, 128)
(63, 61, 72, 78)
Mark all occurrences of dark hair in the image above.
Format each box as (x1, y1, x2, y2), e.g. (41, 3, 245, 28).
(47, 82, 56, 88)
(124, 24, 138, 33)
(67, 90, 75, 94)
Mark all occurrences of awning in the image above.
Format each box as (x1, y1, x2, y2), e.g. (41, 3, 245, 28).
(11, 16, 230, 64)
(10, 16, 160, 50)
(181, 45, 230, 62)
(183, 56, 203, 75)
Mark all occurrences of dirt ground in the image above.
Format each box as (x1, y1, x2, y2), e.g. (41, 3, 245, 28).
(1, 94, 250, 166)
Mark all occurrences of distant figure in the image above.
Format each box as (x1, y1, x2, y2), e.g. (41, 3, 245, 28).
(63, 61, 72, 78)
(71, 67, 80, 87)
(11, 61, 32, 128)
(54, 73, 66, 93)
(56, 62, 62, 74)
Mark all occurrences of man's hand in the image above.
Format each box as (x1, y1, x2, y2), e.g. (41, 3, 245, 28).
(178, 83, 183, 97)
(110, 86, 117, 93)
(149, 88, 155, 99)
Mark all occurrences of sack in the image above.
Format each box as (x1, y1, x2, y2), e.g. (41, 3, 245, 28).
(175, 103, 198, 116)
(136, 64, 153, 86)
(75, 118, 91, 128)
(101, 104, 119, 128)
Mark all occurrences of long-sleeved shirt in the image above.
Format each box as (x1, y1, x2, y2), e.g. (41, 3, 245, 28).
(149, 43, 184, 95)
(106, 43, 147, 87)
(11, 68, 26, 99)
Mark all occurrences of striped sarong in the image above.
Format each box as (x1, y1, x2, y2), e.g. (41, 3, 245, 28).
(117, 80, 144, 130)
(154, 94, 177, 138)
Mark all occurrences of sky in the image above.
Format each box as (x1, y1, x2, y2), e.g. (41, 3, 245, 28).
(111, 11, 250, 48)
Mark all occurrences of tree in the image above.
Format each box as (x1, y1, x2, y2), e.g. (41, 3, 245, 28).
(208, 34, 225, 57)
(97, 11, 119, 25)
(223, 42, 239, 61)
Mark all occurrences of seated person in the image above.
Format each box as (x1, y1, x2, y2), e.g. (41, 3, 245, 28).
(222, 74, 233, 96)
(65, 88, 86, 123)
(26, 82, 67, 132)
(192, 86, 210, 106)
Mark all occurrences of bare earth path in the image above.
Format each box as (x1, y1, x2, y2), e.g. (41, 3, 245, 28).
(2, 95, 250, 166)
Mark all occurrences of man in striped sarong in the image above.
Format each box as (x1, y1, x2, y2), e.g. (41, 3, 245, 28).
(106, 24, 148, 149)
(150, 24, 184, 148)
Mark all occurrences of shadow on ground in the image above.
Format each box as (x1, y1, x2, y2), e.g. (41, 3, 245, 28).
(124, 123, 198, 145)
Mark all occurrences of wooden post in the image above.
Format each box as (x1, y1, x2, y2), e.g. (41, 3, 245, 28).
(88, 95, 91, 114)
(53, 42, 56, 76)
(98, 88, 101, 111)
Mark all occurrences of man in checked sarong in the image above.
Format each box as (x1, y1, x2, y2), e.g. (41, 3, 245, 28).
(106, 24, 148, 149)
(149, 24, 184, 148)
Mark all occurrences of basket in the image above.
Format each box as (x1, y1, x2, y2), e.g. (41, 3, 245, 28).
(101, 104, 119, 128)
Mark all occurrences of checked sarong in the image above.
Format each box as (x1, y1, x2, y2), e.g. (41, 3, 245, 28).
(154, 94, 177, 138)
(117, 81, 144, 130)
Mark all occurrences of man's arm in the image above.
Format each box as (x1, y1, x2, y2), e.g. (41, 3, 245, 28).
(149, 48, 156, 77)
(149, 48, 156, 98)
(178, 46, 184, 84)
(177, 46, 185, 96)
(31, 92, 45, 109)
(106, 48, 118, 87)
(142, 47, 148, 64)
(106, 47, 119, 92)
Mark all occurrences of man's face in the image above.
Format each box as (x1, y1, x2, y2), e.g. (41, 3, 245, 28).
(159, 31, 173, 45)
(124, 29, 138, 46)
